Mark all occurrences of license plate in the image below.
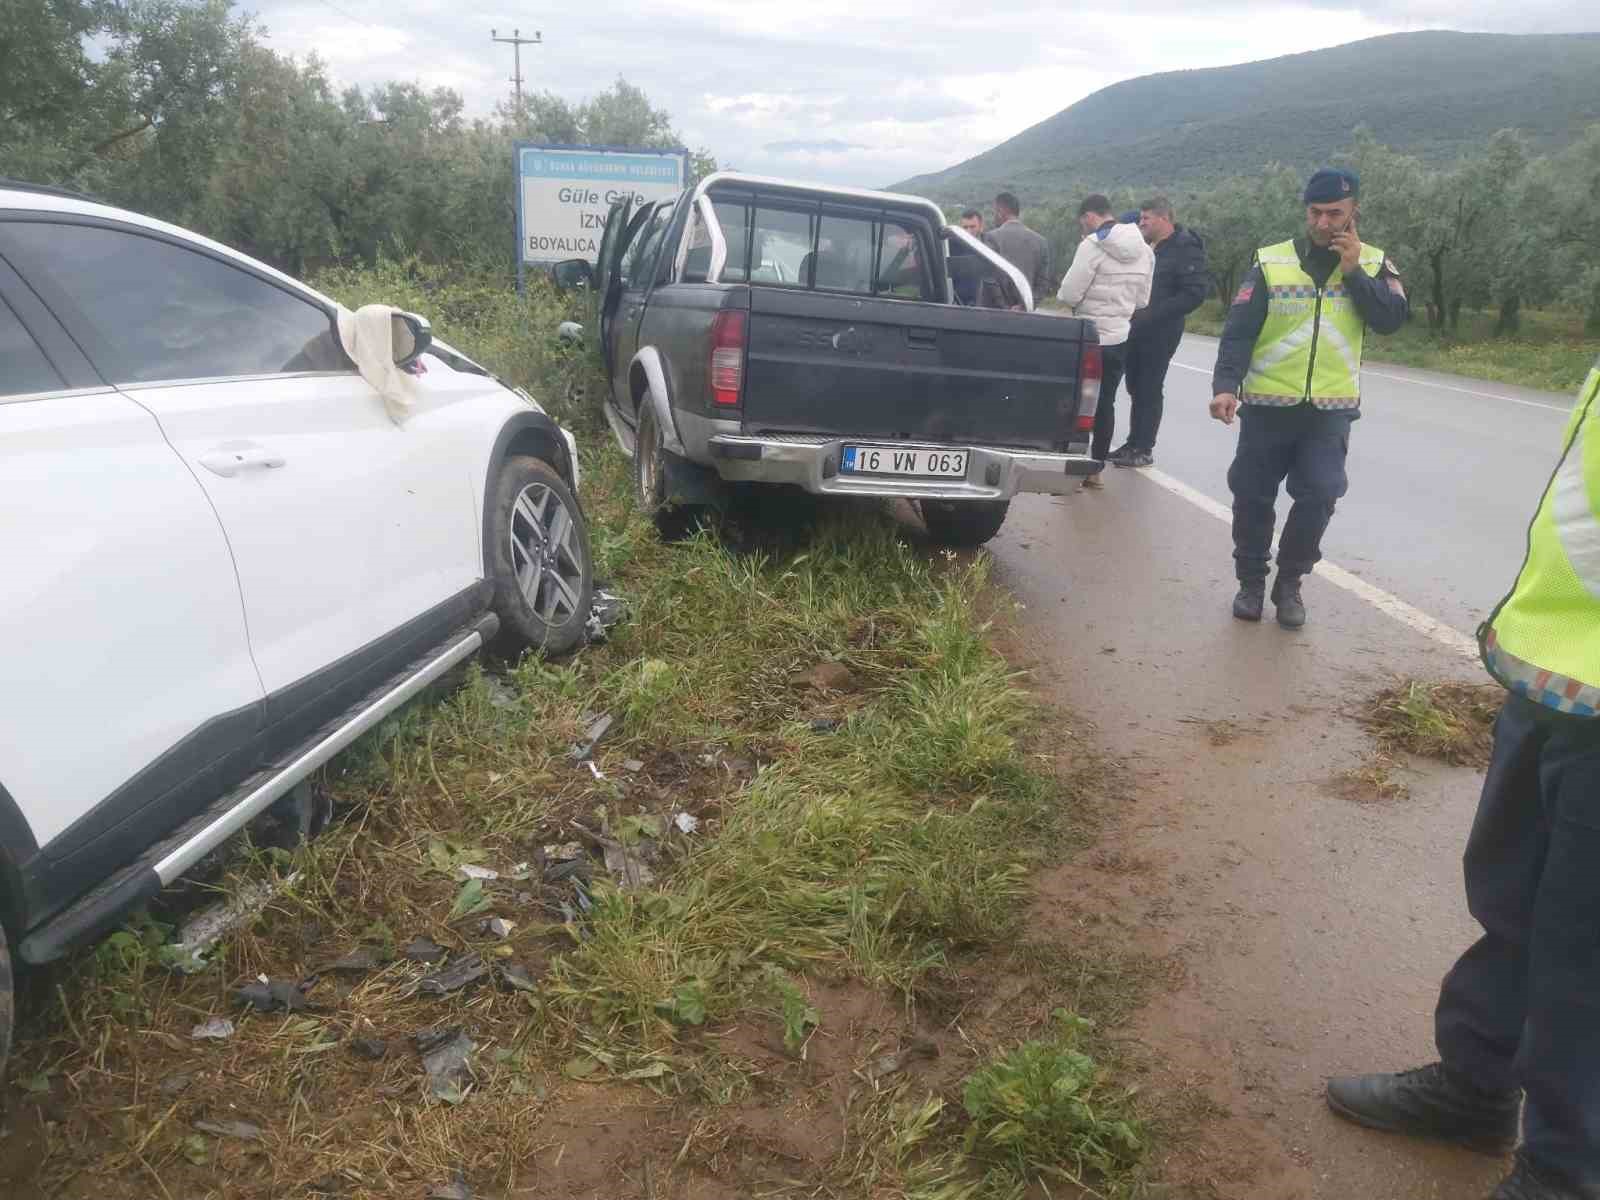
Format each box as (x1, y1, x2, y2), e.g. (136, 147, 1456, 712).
(840, 446, 968, 478)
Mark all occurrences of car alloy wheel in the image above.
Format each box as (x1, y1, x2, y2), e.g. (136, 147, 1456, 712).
(507, 480, 586, 628)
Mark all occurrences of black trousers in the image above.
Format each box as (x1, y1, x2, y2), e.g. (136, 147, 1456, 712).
(1124, 328, 1182, 452)
(1436, 695, 1600, 1189)
(1090, 342, 1127, 462)
(1226, 403, 1352, 583)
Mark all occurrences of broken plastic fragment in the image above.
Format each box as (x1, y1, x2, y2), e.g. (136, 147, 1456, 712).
(674, 812, 700, 835)
(622, 759, 644, 773)
(480, 917, 515, 939)
(233, 978, 312, 1013)
(402, 935, 449, 963)
(457, 864, 499, 882)
(603, 844, 656, 889)
(421, 1032, 476, 1100)
(191, 1017, 236, 1041)
(319, 946, 389, 974)
(584, 761, 606, 781)
(569, 713, 614, 761)
(808, 717, 842, 734)
(193, 1119, 264, 1141)
(496, 963, 540, 993)
(417, 954, 489, 997)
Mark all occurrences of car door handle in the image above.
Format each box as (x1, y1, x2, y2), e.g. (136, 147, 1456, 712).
(199, 443, 286, 477)
(906, 327, 938, 349)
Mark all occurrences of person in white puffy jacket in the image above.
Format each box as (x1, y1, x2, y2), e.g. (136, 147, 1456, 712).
(1057, 195, 1155, 482)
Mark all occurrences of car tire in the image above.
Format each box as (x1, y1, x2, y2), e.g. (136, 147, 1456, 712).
(0, 927, 13, 1088)
(919, 498, 1011, 547)
(488, 455, 594, 656)
(635, 402, 705, 541)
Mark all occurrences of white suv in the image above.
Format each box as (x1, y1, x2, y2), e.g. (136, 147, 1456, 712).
(0, 182, 594, 1072)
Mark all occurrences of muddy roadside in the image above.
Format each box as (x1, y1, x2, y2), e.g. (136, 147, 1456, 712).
(986, 487, 1508, 1200)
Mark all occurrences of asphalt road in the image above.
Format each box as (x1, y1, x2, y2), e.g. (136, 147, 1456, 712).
(982, 341, 1582, 1199)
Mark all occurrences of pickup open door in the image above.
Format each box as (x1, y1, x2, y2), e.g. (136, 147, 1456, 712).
(592, 197, 642, 380)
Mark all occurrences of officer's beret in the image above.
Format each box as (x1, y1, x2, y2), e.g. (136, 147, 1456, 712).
(1304, 167, 1359, 204)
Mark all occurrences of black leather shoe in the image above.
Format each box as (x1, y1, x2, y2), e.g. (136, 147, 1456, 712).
(1326, 1062, 1519, 1156)
(1106, 443, 1134, 465)
(1232, 583, 1265, 622)
(1492, 1154, 1600, 1199)
(1272, 574, 1306, 628)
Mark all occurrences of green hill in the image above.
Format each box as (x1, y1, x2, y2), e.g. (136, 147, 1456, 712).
(891, 31, 1600, 202)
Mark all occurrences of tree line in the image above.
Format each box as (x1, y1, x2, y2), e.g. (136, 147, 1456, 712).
(1009, 125, 1600, 335)
(2, 0, 714, 277)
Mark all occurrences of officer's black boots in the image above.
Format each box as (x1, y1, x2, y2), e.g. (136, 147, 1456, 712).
(1325, 1062, 1520, 1156)
(1232, 582, 1265, 622)
(1272, 573, 1306, 628)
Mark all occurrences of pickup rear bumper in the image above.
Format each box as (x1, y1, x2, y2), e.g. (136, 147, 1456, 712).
(706, 434, 1101, 500)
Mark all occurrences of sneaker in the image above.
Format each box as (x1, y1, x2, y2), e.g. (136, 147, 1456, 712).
(1492, 1154, 1600, 1199)
(1106, 444, 1134, 465)
(1325, 1062, 1520, 1157)
(1232, 582, 1265, 622)
(1114, 449, 1155, 469)
(1271, 574, 1306, 629)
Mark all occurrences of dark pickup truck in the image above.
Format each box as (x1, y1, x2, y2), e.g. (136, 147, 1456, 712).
(556, 172, 1104, 545)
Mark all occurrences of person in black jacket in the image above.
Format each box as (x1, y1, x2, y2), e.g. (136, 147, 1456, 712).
(1109, 197, 1209, 468)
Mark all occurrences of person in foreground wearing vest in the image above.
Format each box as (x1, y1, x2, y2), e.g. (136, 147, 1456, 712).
(1325, 358, 1600, 1200)
(1208, 167, 1407, 627)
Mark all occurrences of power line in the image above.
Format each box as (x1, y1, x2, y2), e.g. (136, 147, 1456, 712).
(490, 27, 543, 112)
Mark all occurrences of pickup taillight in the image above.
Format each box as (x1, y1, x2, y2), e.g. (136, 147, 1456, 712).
(1077, 343, 1102, 433)
(710, 310, 747, 408)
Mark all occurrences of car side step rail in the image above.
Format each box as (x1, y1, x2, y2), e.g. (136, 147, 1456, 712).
(20, 614, 498, 966)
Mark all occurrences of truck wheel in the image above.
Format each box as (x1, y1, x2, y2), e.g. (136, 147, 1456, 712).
(635, 403, 704, 541)
(919, 499, 1011, 547)
(0, 927, 13, 1088)
(488, 455, 595, 656)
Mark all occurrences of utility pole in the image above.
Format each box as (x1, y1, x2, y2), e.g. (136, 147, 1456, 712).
(490, 27, 542, 113)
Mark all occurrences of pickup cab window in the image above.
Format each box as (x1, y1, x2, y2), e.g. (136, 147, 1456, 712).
(619, 204, 672, 290)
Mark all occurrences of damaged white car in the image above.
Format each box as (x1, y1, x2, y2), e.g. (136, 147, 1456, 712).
(0, 180, 593, 1071)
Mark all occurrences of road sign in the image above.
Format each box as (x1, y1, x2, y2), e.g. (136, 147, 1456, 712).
(514, 143, 687, 274)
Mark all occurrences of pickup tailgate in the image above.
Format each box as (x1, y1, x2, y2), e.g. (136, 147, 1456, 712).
(740, 288, 1088, 451)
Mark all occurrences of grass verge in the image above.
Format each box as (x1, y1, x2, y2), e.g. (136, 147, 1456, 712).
(1186, 299, 1593, 395)
(2, 266, 1152, 1200)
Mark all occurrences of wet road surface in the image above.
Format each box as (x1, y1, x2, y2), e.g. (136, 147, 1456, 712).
(986, 344, 1575, 1199)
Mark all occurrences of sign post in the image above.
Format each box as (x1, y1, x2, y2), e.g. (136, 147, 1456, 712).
(513, 143, 688, 293)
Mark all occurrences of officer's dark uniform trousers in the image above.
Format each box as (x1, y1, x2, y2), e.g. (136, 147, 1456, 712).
(1436, 694, 1600, 1188)
(1227, 402, 1353, 583)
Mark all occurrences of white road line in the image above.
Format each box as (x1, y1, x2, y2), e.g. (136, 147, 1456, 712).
(1169, 358, 1567, 413)
(1139, 466, 1479, 659)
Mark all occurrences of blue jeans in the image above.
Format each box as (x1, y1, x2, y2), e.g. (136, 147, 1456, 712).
(1436, 695, 1600, 1188)
(1226, 403, 1353, 583)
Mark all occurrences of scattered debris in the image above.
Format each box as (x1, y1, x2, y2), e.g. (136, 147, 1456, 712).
(233, 977, 313, 1013)
(482, 677, 518, 710)
(165, 871, 303, 975)
(622, 758, 645, 773)
(413, 1025, 463, 1054)
(193, 1119, 264, 1141)
(808, 717, 842, 733)
(426, 1169, 473, 1200)
(457, 864, 499, 882)
(420, 1030, 476, 1100)
(318, 946, 389, 974)
(417, 954, 489, 997)
(584, 761, 607, 781)
(159, 1072, 196, 1097)
(349, 1037, 388, 1061)
(479, 917, 515, 939)
(862, 1038, 939, 1081)
(544, 858, 591, 884)
(556, 320, 584, 344)
(448, 878, 493, 920)
(402, 935, 449, 963)
(495, 963, 540, 993)
(603, 844, 656, 889)
(569, 713, 614, 761)
(585, 587, 627, 644)
(191, 1017, 236, 1041)
(673, 812, 700, 835)
(791, 661, 856, 693)
(544, 841, 585, 861)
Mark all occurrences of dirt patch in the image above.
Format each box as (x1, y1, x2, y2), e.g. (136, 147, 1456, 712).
(1359, 679, 1501, 768)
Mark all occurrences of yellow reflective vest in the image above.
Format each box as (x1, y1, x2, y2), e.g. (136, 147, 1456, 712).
(1242, 238, 1387, 411)
(1482, 358, 1600, 715)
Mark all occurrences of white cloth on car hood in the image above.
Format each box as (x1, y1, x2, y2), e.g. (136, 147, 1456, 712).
(336, 304, 419, 423)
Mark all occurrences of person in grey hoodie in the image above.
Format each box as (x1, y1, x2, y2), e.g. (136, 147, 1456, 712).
(1058, 194, 1155, 480)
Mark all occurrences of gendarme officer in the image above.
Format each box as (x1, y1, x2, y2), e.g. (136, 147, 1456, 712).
(1209, 167, 1407, 627)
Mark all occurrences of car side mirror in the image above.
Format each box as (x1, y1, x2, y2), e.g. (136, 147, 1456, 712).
(552, 259, 594, 291)
(391, 311, 432, 368)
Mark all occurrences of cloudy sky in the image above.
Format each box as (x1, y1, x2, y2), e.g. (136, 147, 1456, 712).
(240, 1, 1595, 187)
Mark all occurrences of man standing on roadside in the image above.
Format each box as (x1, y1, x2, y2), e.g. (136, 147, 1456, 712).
(1326, 358, 1600, 1200)
(1109, 196, 1208, 469)
(1058, 193, 1154, 487)
(1209, 167, 1406, 627)
(983, 191, 1050, 306)
(950, 209, 986, 306)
